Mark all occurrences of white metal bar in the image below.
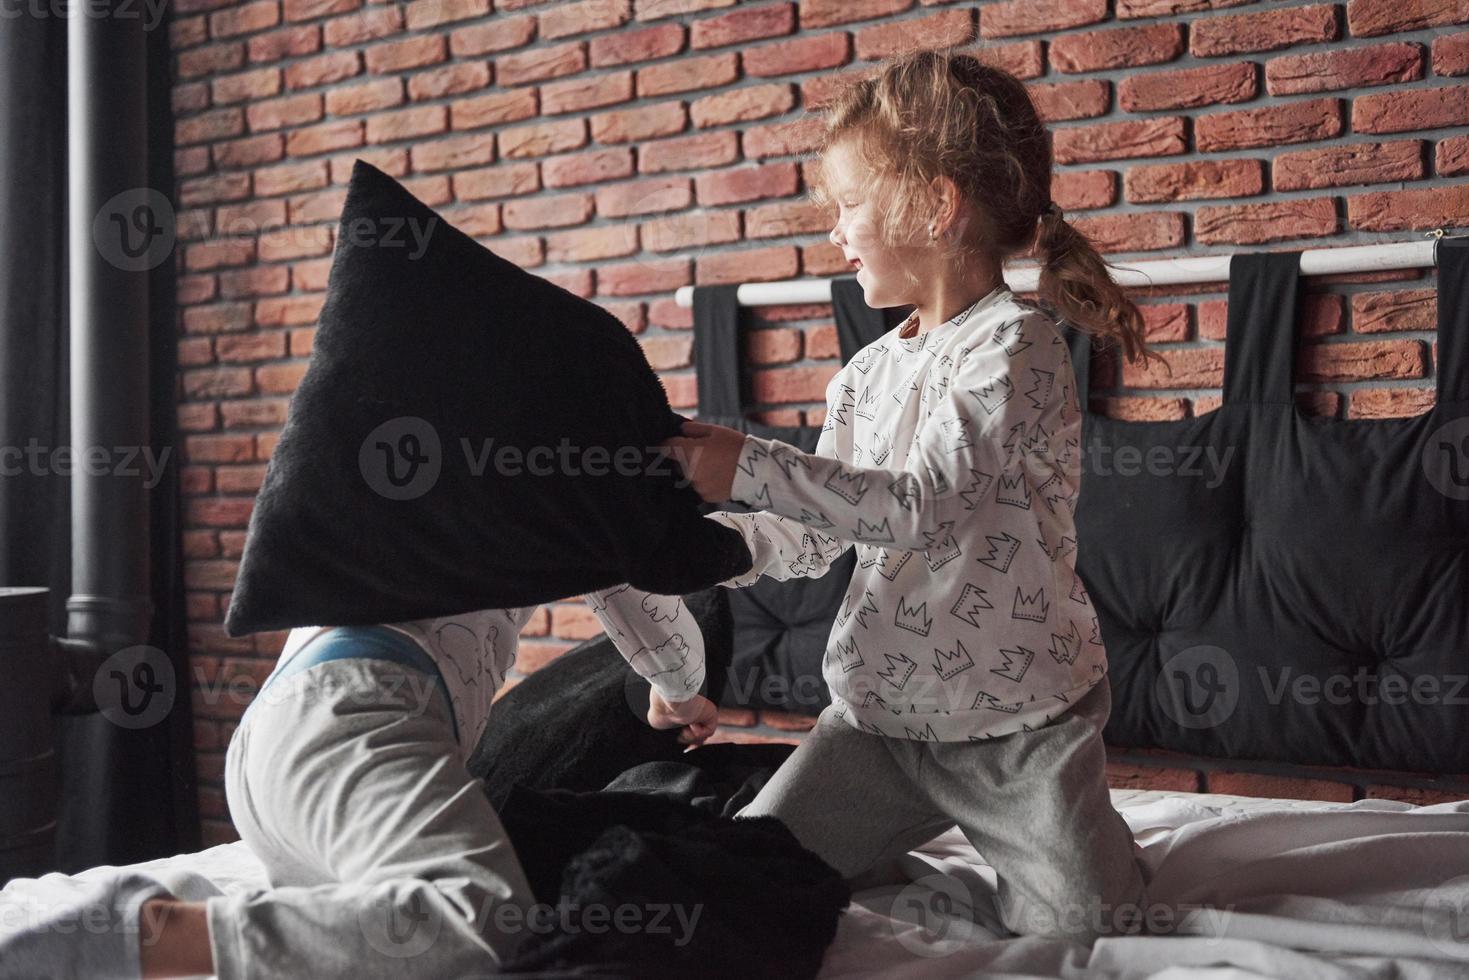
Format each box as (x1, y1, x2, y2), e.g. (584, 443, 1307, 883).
(672, 237, 1444, 308)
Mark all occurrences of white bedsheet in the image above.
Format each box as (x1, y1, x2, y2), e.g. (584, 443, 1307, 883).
(6, 789, 1469, 979)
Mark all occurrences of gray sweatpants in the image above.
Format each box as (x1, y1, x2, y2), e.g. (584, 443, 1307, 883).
(737, 677, 1148, 943)
(208, 655, 534, 979)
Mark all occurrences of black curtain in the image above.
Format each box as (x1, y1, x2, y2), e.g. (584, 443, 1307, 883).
(0, 13, 197, 872)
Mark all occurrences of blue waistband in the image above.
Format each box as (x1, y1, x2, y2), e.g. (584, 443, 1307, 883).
(257, 626, 459, 743)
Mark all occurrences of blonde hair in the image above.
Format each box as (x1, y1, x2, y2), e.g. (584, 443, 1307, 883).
(807, 47, 1157, 367)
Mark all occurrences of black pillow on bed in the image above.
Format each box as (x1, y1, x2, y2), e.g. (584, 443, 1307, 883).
(224, 160, 752, 636)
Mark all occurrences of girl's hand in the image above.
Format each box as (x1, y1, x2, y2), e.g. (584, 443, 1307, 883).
(647, 689, 719, 745)
(661, 420, 745, 503)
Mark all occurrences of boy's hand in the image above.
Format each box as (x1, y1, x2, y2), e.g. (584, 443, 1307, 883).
(660, 420, 745, 503)
(647, 689, 719, 745)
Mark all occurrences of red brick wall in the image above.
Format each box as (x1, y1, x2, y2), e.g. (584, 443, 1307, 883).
(169, 0, 1469, 842)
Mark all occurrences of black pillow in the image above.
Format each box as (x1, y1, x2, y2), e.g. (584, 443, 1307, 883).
(224, 160, 751, 636)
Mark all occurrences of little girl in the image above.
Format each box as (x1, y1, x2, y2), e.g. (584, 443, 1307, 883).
(667, 49, 1158, 943)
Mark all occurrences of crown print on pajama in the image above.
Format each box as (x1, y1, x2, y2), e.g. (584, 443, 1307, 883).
(726, 284, 1108, 741)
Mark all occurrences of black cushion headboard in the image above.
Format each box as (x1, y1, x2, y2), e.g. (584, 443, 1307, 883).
(1069, 237, 1469, 774)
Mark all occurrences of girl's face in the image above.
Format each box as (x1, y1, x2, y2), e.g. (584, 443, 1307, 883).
(824, 141, 927, 310)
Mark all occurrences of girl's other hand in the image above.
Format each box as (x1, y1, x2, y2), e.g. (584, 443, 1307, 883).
(647, 689, 719, 745)
(660, 420, 745, 503)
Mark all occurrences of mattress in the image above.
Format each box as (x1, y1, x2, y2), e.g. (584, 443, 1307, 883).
(6, 788, 1469, 979)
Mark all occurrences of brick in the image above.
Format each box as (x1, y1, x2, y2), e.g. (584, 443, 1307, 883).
(210, 1, 280, 38)
(753, 364, 830, 404)
(745, 200, 826, 238)
(1273, 140, 1425, 191)
(213, 134, 284, 169)
(637, 52, 739, 97)
(1196, 97, 1342, 152)
(1300, 339, 1427, 382)
(1348, 183, 1469, 231)
(171, 15, 208, 49)
(1070, 211, 1186, 253)
(542, 147, 635, 187)
(218, 265, 289, 299)
(364, 35, 446, 74)
(498, 118, 588, 158)
(177, 146, 211, 177)
(212, 67, 282, 105)
(215, 332, 288, 363)
(595, 176, 693, 216)
(1433, 32, 1469, 76)
(177, 107, 244, 146)
(448, 15, 535, 57)
(1051, 23, 1184, 74)
(541, 71, 634, 115)
(283, 0, 358, 20)
(1027, 79, 1110, 123)
(327, 148, 407, 183)
(690, 83, 795, 128)
(596, 257, 692, 296)
(284, 50, 361, 89)
(403, 0, 489, 29)
(590, 102, 686, 143)
(172, 83, 209, 116)
(634, 0, 735, 19)
(249, 24, 323, 62)
(639, 336, 694, 371)
(1116, 0, 1253, 16)
(1439, 134, 1469, 175)
(365, 104, 447, 144)
(1205, 772, 1354, 802)
(1052, 117, 1188, 165)
(691, 3, 795, 49)
(256, 223, 332, 263)
(641, 130, 740, 172)
(178, 43, 245, 80)
(743, 31, 849, 77)
(591, 22, 684, 66)
(979, 0, 1107, 39)
(967, 39, 1045, 79)
(245, 92, 323, 131)
(320, 5, 400, 46)
(695, 162, 798, 206)
(1052, 169, 1117, 210)
(1353, 85, 1469, 133)
(544, 225, 640, 262)
(452, 163, 540, 200)
(183, 366, 255, 399)
(409, 134, 496, 173)
(1124, 158, 1263, 203)
(285, 119, 364, 156)
(854, 9, 974, 61)
(185, 559, 242, 592)
(642, 209, 742, 251)
(748, 327, 803, 364)
(1121, 346, 1225, 389)
(254, 160, 329, 197)
(1346, 0, 1469, 38)
(407, 63, 491, 101)
(1104, 761, 1202, 792)
(497, 41, 588, 87)
(185, 239, 256, 273)
(1191, 4, 1339, 58)
(325, 77, 403, 116)
(1349, 387, 1437, 418)
(255, 362, 310, 394)
(798, 0, 911, 30)
(1195, 197, 1338, 245)
(694, 244, 799, 285)
(1266, 41, 1422, 96)
(502, 193, 595, 230)
(741, 117, 822, 160)
(541, 0, 632, 39)
(1352, 287, 1435, 336)
(177, 403, 219, 432)
(450, 89, 539, 131)
(255, 294, 324, 327)
(1118, 62, 1256, 112)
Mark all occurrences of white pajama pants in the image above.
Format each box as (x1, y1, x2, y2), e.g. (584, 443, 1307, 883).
(209, 653, 533, 979)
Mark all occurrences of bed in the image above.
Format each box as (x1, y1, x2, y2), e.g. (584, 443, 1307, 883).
(7, 786, 1469, 978)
